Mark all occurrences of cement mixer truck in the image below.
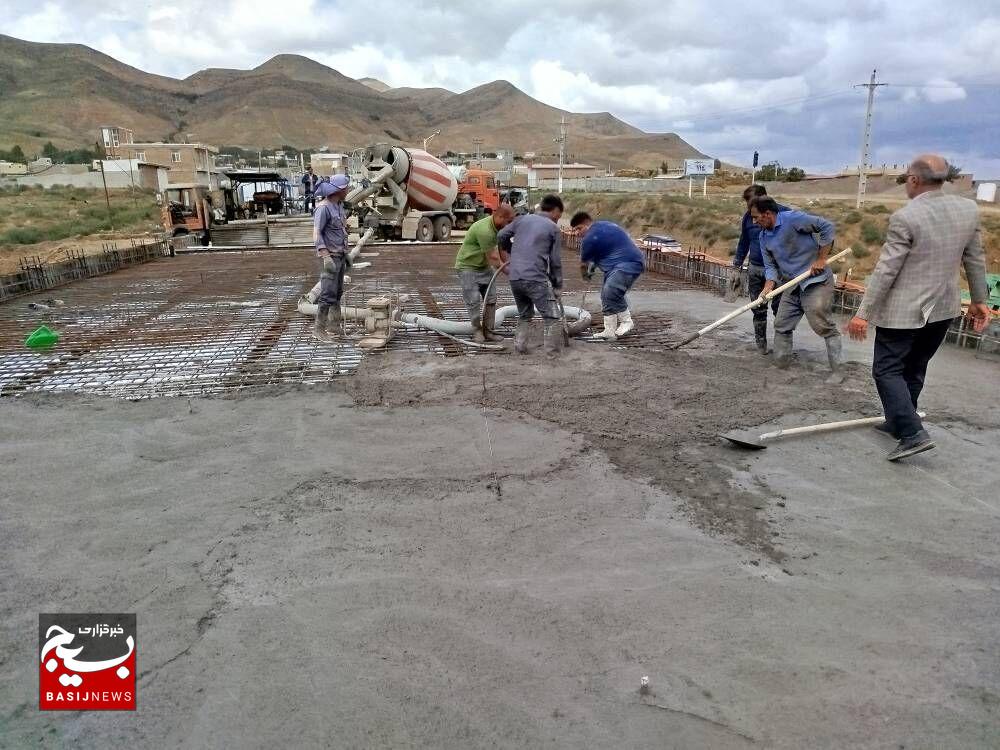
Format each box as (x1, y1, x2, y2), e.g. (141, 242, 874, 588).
(345, 144, 500, 242)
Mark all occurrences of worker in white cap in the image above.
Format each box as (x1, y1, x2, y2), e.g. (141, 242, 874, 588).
(312, 175, 352, 341)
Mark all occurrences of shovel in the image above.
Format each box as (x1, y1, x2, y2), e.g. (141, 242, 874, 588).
(721, 412, 927, 449)
(672, 248, 851, 349)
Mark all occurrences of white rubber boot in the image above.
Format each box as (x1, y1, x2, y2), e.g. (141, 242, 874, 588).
(615, 310, 634, 337)
(594, 313, 618, 341)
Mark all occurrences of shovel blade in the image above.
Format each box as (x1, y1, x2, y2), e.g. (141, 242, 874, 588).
(720, 430, 767, 449)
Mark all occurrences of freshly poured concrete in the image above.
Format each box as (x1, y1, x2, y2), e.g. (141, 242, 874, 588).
(2, 290, 997, 748)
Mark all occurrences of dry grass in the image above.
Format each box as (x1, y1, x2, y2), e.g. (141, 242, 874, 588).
(0, 186, 163, 275)
(563, 192, 1000, 278)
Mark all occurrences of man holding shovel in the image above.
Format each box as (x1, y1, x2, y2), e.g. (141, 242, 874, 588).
(732, 185, 788, 354)
(751, 197, 844, 382)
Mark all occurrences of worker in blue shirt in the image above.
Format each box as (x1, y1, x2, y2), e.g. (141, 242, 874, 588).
(750, 196, 844, 381)
(312, 175, 351, 341)
(570, 212, 645, 340)
(732, 185, 788, 354)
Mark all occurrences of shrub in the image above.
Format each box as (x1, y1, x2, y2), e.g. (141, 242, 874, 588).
(865, 204, 890, 214)
(851, 245, 872, 259)
(0, 226, 45, 244)
(860, 220, 883, 244)
(843, 211, 862, 224)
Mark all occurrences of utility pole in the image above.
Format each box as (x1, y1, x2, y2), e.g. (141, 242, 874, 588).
(854, 69, 886, 208)
(472, 138, 483, 166)
(95, 140, 114, 228)
(554, 116, 567, 193)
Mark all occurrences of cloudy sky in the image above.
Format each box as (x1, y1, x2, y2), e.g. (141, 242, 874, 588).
(5, 0, 1000, 174)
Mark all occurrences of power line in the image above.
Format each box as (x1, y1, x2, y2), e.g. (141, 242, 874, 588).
(664, 89, 852, 126)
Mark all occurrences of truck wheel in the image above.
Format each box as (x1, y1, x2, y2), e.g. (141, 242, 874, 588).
(432, 216, 452, 241)
(416, 217, 434, 242)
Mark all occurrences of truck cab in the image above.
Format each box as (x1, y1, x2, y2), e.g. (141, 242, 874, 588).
(457, 169, 500, 214)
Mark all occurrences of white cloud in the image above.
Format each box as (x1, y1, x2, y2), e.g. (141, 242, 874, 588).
(2, 0, 999, 172)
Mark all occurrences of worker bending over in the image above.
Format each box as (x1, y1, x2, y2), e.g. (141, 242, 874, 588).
(570, 212, 645, 340)
(454, 206, 515, 342)
(750, 196, 844, 381)
(497, 194, 564, 357)
(732, 185, 788, 354)
(312, 176, 351, 342)
(847, 154, 991, 461)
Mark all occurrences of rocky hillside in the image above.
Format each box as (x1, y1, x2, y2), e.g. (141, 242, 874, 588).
(0, 34, 707, 170)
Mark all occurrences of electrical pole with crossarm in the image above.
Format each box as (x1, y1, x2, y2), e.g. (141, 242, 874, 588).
(855, 69, 887, 208)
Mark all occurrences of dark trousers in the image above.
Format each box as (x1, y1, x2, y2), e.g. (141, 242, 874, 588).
(746, 263, 780, 341)
(872, 319, 952, 439)
(510, 279, 558, 321)
(304, 194, 316, 214)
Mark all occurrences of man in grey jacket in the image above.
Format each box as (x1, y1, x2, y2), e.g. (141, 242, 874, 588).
(497, 194, 564, 357)
(312, 176, 351, 341)
(847, 154, 991, 461)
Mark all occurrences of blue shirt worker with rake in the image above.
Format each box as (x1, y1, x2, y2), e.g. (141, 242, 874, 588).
(750, 196, 844, 382)
(312, 175, 351, 342)
(570, 212, 645, 340)
(497, 194, 564, 357)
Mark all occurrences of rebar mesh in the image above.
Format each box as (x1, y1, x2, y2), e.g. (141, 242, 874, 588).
(0, 244, 697, 399)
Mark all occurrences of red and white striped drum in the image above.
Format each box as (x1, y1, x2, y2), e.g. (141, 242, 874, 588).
(401, 148, 459, 211)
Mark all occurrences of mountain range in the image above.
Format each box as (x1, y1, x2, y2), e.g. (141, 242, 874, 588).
(0, 34, 708, 170)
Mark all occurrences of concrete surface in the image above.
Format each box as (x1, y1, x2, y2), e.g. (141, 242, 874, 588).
(1, 288, 998, 749)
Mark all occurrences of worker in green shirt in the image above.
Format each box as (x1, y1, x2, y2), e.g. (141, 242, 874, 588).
(455, 205, 515, 342)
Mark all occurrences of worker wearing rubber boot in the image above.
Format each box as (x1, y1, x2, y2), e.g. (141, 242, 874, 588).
(312, 176, 351, 342)
(732, 185, 788, 354)
(751, 197, 844, 383)
(454, 206, 515, 343)
(569, 212, 645, 341)
(497, 194, 564, 357)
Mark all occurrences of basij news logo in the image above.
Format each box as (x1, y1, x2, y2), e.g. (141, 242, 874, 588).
(39, 613, 136, 710)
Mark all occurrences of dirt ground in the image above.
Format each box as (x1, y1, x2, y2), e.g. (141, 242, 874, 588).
(1, 290, 999, 748)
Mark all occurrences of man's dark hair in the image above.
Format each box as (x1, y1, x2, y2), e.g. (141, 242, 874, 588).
(749, 196, 781, 214)
(742, 184, 767, 200)
(539, 194, 564, 213)
(570, 211, 591, 227)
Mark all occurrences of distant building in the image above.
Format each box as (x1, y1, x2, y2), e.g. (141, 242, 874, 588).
(0, 161, 28, 175)
(100, 126, 135, 159)
(311, 153, 348, 175)
(527, 163, 599, 185)
(125, 142, 219, 188)
(94, 159, 170, 192)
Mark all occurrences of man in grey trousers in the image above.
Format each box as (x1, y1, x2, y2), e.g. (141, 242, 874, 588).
(497, 194, 564, 357)
(847, 154, 991, 461)
(312, 175, 351, 342)
(752, 197, 843, 382)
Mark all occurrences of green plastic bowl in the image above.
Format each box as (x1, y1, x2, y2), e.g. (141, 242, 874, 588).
(25, 325, 60, 350)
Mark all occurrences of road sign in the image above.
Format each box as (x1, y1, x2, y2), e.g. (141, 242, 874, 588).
(684, 159, 715, 176)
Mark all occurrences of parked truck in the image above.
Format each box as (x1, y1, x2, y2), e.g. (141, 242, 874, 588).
(346, 144, 500, 242)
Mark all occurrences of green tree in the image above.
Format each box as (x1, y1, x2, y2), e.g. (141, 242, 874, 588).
(8, 145, 26, 163)
(660, 160, 670, 174)
(42, 141, 59, 160)
(757, 163, 785, 181)
(785, 167, 806, 182)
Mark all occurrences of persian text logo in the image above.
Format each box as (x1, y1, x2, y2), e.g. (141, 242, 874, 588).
(39, 613, 136, 711)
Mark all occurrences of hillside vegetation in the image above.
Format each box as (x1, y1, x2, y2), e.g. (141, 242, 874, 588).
(0, 186, 161, 274)
(563, 193, 1000, 280)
